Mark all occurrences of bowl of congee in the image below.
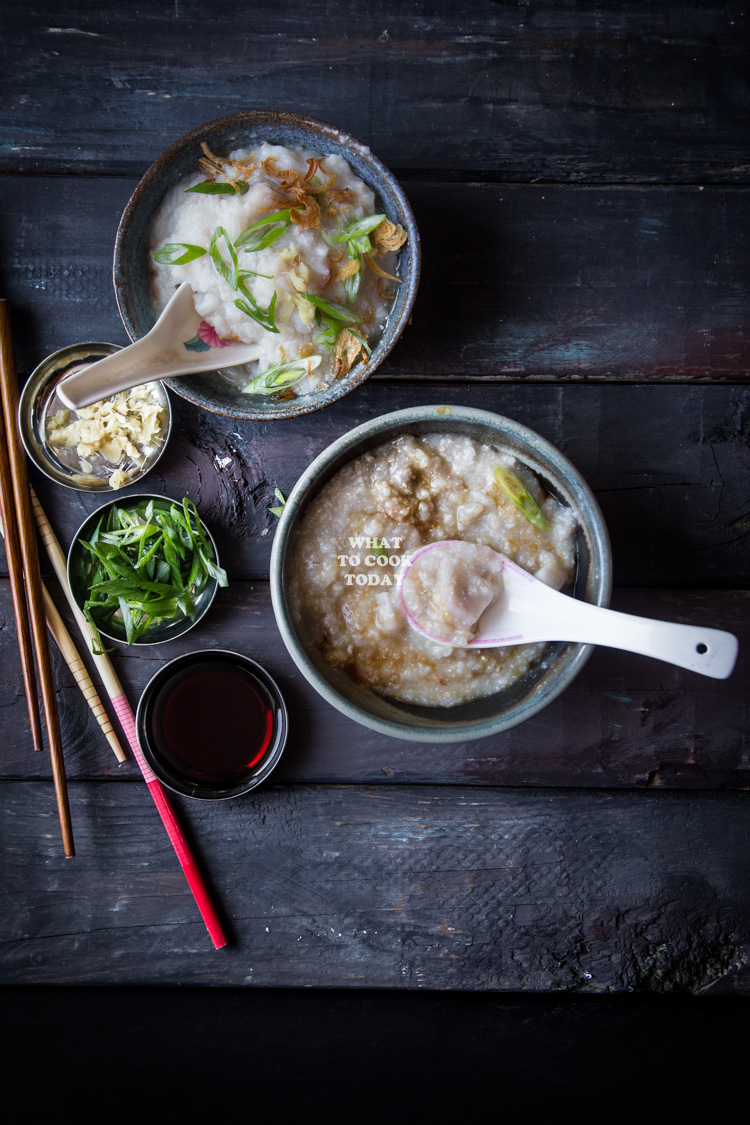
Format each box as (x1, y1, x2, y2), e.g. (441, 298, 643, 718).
(270, 406, 612, 743)
(113, 111, 420, 419)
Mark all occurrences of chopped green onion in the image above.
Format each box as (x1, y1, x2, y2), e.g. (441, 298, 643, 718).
(186, 180, 249, 196)
(73, 498, 227, 649)
(342, 269, 361, 303)
(153, 242, 207, 266)
(493, 466, 549, 532)
(238, 268, 273, 281)
(345, 327, 372, 356)
(235, 209, 292, 251)
(333, 214, 386, 244)
(242, 355, 321, 395)
(315, 315, 340, 353)
(234, 284, 279, 333)
(304, 294, 363, 324)
(209, 225, 239, 290)
(269, 488, 286, 517)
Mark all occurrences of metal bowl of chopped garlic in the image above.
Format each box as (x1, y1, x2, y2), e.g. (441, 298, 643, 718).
(19, 342, 172, 492)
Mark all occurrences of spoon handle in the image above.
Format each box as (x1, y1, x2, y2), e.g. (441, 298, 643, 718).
(503, 582, 738, 680)
(56, 335, 158, 410)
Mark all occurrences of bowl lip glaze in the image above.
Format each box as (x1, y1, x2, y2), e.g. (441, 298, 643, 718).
(113, 109, 421, 421)
(18, 341, 172, 493)
(66, 491, 220, 647)
(270, 404, 613, 744)
(135, 648, 289, 801)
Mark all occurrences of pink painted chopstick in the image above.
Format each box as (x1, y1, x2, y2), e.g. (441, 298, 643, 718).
(109, 693, 227, 950)
(31, 488, 228, 949)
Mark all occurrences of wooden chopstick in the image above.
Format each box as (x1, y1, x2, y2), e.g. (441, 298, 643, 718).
(0, 300, 74, 857)
(32, 487, 228, 948)
(0, 404, 44, 752)
(0, 515, 126, 763)
(41, 583, 127, 764)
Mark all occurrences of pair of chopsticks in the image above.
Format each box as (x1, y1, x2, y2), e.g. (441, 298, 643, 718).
(31, 488, 227, 949)
(0, 300, 226, 947)
(0, 301, 74, 856)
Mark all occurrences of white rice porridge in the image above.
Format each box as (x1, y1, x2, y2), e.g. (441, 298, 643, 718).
(150, 142, 406, 398)
(288, 433, 579, 707)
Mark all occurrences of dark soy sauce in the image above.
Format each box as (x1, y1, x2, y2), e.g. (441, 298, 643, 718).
(150, 659, 275, 786)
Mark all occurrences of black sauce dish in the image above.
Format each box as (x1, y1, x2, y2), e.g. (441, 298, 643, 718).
(136, 650, 289, 800)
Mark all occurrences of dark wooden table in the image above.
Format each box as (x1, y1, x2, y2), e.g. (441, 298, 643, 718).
(1, 1, 749, 1087)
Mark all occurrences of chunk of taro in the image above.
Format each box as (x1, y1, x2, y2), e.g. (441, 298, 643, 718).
(432, 554, 499, 644)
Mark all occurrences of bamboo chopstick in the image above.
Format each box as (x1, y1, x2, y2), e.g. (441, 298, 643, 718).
(0, 515, 126, 763)
(41, 586, 127, 764)
(0, 301, 74, 857)
(0, 386, 43, 753)
(32, 487, 228, 949)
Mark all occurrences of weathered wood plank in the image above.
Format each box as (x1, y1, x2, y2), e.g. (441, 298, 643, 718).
(1, 178, 747, 381)
(1, 781, 748, 993)
(1, 582, 747, 790)
(1, 2, 747, 181)
(18, 381, 750, 588)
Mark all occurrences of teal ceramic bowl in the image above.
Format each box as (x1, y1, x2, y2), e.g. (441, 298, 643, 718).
(270, 405, 612, 744)
(114, 111, 420, 420)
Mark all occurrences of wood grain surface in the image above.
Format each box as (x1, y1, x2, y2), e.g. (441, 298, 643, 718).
(2, 780, 748, 993)
(19, 382, 750, 588)
(1, 178, 748, 381)
(1, 0, 748, 996)
(1, 2, 747, 182)
(1, 581, 748, 790)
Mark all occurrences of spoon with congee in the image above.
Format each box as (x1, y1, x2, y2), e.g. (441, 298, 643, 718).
(398, 541, 738, 680)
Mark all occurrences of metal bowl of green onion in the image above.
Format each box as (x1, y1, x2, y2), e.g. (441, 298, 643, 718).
(67, 494, 228, 648)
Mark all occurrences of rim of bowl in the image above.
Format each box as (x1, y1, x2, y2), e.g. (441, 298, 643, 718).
(135, 648, 289, 800)
(270, 404, 613, 744)
(66, 492, 220, 647)
(113, 110, 421, 421)
(18, 342, 172, 493)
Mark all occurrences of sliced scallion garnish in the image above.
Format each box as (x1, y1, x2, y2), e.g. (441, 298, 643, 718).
(242, 355, 321, 395)
(153, 243, 207, 265)
(209, 225, 239, 290)
(186, 180, 249, 196)
(234, 283, 279, 333)
(333, 214, 386, 244)
(304, 294, 363, 324)
(235, 209, 292, 251)
(269, 488, 286, 517)
(493, 466, 549, 532)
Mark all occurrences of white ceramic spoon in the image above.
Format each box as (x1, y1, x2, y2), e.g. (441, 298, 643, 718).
(56, 283, 261, 410)
(399, 540, 738, 680)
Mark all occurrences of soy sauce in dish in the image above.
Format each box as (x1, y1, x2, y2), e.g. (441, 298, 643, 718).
(150, 659, 276, 786)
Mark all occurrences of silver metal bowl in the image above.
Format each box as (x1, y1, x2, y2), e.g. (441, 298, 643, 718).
(19, 342, 171, 493)
(270, 405, 612, 744)
(67, 493, 220, 647)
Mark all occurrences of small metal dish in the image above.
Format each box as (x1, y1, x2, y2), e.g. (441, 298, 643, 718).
(19, 342, 172, 493)
(67, 493, 220, 647)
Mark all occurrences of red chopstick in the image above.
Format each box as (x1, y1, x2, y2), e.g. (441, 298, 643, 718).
(31, 488, 227, 948)
(110, 694, 228, 950)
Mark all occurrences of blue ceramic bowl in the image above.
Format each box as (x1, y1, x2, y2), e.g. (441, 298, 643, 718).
(114, 111, 420, 420)
(270, 406, 612, 744)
